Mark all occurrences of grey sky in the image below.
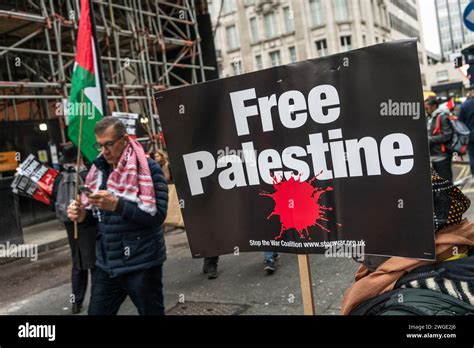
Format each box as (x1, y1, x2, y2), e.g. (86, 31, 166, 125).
(420, 0, 441, 55)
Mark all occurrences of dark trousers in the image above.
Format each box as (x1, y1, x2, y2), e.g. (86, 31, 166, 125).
(468, 142, 474, 177)
(432, 157, 453, 183)
(71, 267, 89, 305)
(88, 265, 164, 315)
(204, 256, 219, 266)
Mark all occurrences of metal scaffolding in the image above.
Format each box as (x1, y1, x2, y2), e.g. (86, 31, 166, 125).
(0, 0, 213, 142)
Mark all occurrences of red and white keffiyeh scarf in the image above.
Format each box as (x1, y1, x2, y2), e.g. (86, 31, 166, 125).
(82, 139, 157, 216)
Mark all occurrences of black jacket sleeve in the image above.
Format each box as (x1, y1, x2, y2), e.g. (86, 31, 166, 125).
(459, 104, 467, 124)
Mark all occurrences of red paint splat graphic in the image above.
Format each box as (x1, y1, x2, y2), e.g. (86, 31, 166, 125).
(260, 172, 341, 240)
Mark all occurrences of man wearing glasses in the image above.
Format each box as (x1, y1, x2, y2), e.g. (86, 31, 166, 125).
(67, 116, 168, 315)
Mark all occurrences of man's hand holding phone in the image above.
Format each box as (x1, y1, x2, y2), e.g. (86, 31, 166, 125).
(78, 185, 92, 196)
(87, 190, 119, 212)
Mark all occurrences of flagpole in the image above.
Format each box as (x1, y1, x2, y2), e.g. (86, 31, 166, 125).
(91, 0, 108, 117)
(73, 89, 85, 240)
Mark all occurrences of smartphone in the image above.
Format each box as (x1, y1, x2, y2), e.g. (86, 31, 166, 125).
(78, 185, 92, 196)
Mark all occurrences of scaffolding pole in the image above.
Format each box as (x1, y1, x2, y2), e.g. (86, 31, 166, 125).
(0, 0, 214, 149)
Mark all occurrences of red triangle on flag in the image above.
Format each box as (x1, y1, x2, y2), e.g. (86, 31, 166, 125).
(75, 0, 94, 74)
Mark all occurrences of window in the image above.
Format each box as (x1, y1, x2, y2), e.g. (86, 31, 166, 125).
(223, 0, 235, 14)
(231, 60, 243, 75)
(372, 0, 379, 24)
(359, 0, 365, 20)
(334, 0, 349, 21)
(441, 30, 450, 41)
(226, 25, 239, 50)
(288, 46, 297, 63)
(250, 17, 259, 42)
(264, 12, 278, 38)
(379, 5, 385, 26)
(255, 54, 263, 70)
(362, 34, 367, 47)
(382, 6, 388, 27)
(436, 70, 449, 83)
(390, 0, 418, 20)
(453, 28, 463, 40)
(340, 36, 352, 51)
(269, 50, 281, 67)
(309, 0, 324, 26)
(283, 7, 294, 33)
(315, 39, 328, 57)
(389, 13, 420, 41)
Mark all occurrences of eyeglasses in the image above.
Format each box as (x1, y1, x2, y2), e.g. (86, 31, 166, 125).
(94, 136, 123, 151)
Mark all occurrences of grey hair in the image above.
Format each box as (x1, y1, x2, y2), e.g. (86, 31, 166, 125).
(94, 116, 127, 137)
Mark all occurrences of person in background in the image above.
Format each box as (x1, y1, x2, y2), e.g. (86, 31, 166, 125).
(153, 149, 172, 183)
(203, 256, 219, 279)
(263, 252, 279, 274)
(51, 143, 96, 314)
(202, 252, 281, 278)
(425, 96, 453, 183)
(459, 86, 474, 178)
(149, 149, 218, 280)
(341, 169, 474, 315)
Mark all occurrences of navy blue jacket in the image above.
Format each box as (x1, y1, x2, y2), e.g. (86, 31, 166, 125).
(459, 98, 474, 142)
(84, 155, 168, 277)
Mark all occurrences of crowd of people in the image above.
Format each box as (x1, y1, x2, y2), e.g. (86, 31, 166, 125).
(51, 101, 474, 316)
(425, 88, 474, 183)
(337, 90, 474, 315)
(55, 116, 282, 315)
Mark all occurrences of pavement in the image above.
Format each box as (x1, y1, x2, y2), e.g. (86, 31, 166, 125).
(1, 162, 474, 316)
(0, 226, 359, 315)
(22, 220, 69, 252)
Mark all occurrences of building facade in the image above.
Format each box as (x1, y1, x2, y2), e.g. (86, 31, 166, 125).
(210, 0, 428, 89)
(0, 0, 215, 231)
(435, 0, 474, 60)
(424, 50, 468, 98)
(421, 0, 474, 96)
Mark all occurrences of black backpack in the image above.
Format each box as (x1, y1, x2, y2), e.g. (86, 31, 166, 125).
(434, 114, 470, 156)
(448, 116, 470, 156)
(55, 170, 82, 223)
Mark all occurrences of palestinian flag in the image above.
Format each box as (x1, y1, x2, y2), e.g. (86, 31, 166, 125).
(68, 0, 107, 162)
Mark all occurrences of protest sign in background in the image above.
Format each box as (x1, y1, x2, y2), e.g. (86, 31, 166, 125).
(11, 155, 59, 205)
(112, 112, 139, 136)
(156, 40, 434, 260)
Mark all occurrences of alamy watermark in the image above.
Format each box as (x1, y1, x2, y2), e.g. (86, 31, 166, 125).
(217, 146, 258, 164)
(324, 240, 365, 261)
(0, 242, 38, 261)
(380, 99, 420, 120)
(55, 101, 97, 120)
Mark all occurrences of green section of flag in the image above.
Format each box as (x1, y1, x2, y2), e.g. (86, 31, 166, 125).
(68, 64, 102, 162)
